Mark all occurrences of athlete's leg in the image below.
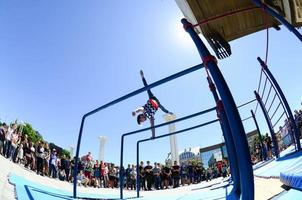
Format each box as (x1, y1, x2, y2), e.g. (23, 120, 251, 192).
(140, 70, 154, 99)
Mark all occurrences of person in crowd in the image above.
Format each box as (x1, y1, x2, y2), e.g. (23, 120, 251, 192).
(144, 161, 153, 190)
(43, 143, 50, 176)
(125, 164, 132, 190)
(206, 168, 212, 182)
(162, 164, 171, 189)
(4, 123, 17, 158)
(93, 160, 100, 186)
(77, 170, 89, 187)
(0, 123, 7, 155)
(139, 161, 146, 190)
(171, 161, 180, 188)
(61, 154, 71, 181)
(222, 163, 228, 178)
(16, 143, 24, 164)
(99, 161, 106, 188)
(49, 149, 58, 178)
(84, 162, 93, 186)
(187, 161, 194, 185)
(103, 162, 109, 188)
(36, 141, 45, 175)
(264, 133, 273, 158)
(180, 162, 187, 186)
(10, 130, 19, 162)
(153, 162, 161, 190)
(130, 164, 136, 190)
(108, 164, 116, 188)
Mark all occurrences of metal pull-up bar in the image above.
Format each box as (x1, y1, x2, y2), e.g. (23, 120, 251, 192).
(136, 119, 219, 198)
(73, 63, 204, 198)
(119, 106, 216, 199)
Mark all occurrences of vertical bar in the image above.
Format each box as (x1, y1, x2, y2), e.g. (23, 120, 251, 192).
(136, 142, 140, 198)
(73, 115, 87, 198)
(119, 136, 125, 199)
(254, 91, 279, 158)
(207, 77, 240, 198)
(251, 110, 266, 160)
(182, 18, 254, 200)
(251, 0, 302, 42)
(257, 57, 301, 150)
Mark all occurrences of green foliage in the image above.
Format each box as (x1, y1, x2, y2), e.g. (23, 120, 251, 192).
(21, 123, 43, 143)
(62, 149, 71, 158)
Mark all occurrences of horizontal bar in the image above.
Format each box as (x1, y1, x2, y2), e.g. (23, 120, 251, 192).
(84, 63, 204, 117)
(242, 116, 253, 122)
(237, 99, 257, 109)
(270, 101, 281, 120)
(272, 111, 286, 129)
(138, 119, 219, 144)
(122, 106, 216, 137)
(267, 93, 277, 113)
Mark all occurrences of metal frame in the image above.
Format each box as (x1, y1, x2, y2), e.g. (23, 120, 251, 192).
(119, 106, 216, 198)
(136, 119, 219, 198)
(72, 63, 205, 198)
(182, 18, 253, 200)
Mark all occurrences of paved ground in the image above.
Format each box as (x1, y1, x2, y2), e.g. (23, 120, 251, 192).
(0, 155, 286, 200)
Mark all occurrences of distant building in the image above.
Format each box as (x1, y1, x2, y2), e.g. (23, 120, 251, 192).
(178, 147, 201, 165)
(199, 130, 258, 168)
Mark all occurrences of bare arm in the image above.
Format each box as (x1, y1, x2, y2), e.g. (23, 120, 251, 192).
(132, 107, 144, 116)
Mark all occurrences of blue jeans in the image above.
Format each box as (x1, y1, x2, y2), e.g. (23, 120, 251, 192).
(49, 164, 57, 178)
(154, 175, 161, 189)
(4, 140, 11, 158)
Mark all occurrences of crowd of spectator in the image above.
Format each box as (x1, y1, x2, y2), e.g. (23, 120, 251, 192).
(0, 121, 230, 190)
(251, 107, 302, 164)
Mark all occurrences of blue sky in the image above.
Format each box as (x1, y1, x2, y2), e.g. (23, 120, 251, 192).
(0, 0, 301, 165)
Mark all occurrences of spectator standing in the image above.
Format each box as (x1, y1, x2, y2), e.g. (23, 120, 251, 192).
(4, 123, 16, 158)
(104, 163, 109, 188)
(125, 164, 132, 190)
(93, 160, 100, 186)
(49, 149, 58, 178)
(36, 141, 45, 175)
(139, 161, 146, 190)
(9, 130, 18, 161)
(162, 164, 171, 189)
(153, 162, 161, 190)
(130, 164, 136, 190)
(180, 162, 187, 186)
(171, 161, 180, 188)
(265, 133, 273, 158)
(144, 161, 153, 190)
(16, 143, 24, 164)
(43, 143, 50, 176)
(0, 123, 7, 155)
(187, 161, 194, 185)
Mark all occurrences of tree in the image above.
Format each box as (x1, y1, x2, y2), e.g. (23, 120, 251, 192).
(21, 123, 43, 143)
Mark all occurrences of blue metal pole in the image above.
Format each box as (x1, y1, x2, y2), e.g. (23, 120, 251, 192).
(119, 106, 216, 199)
(182, 18, 254, 200)
(73, 115, 86, 198)
(136, 140, 140, 198)
(72, 63, 204, 199)
(251, 110, 266, 160)
(251, 0, 302, 42)
(257, 57, 301, 151)
(120, 135, 125, 199)
(254, 91, 279, 158)
(207, 77, 240, 198)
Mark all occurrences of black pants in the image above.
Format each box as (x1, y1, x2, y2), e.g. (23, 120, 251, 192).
(142, 76, 171, 114)
(37, 157, 44, 174)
